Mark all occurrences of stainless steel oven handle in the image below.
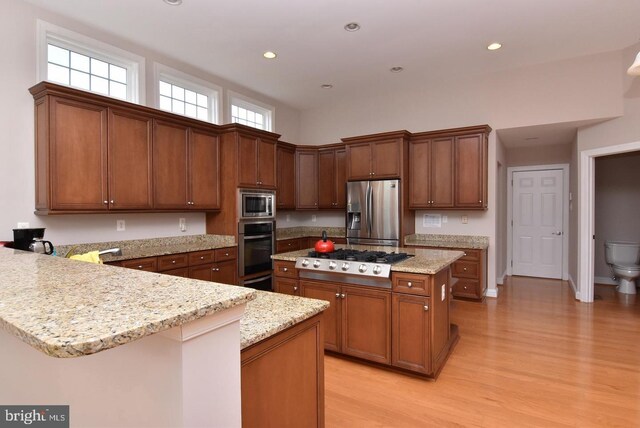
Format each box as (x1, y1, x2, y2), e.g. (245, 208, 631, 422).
(242, 234, 273, 240)
(243, 274, 272, 285)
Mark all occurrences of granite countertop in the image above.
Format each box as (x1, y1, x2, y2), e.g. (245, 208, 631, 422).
(404, 234, 489, 250)
(56, 234, 236, 262)
(240, 291, 329, 349)
(0, 247, 255, 358)
(276, 226, 345, 241)
(272, 244, 464, 275)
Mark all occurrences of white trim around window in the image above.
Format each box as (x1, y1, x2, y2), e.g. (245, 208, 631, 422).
(227, 90, 274, 132)
(36, 20, 145, 104)
(153, 63, 222, 124)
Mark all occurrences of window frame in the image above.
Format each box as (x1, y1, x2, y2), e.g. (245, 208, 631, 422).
(37, 20, 145, 104)
(228, 90, 274, 132)
(153, 63, 222, 124)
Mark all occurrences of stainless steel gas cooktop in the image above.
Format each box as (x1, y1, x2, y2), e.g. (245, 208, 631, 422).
(295, 249, 412, 279)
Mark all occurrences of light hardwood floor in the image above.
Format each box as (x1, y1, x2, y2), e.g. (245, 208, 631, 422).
(325, 276, 640, 427)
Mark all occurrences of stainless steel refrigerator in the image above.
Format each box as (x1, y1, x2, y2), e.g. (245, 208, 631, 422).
(346, 179, 400, 246)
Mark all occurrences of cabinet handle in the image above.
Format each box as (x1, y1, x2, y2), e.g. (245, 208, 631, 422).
(464, 286, 468, 290)
(200, 256, 205, 260)
(137, 265, 143, 269)
(172, 260, 176, 264)
(463, 252, 467, 256)
(225, 253, 229, 256)
(341, 293, 346, 299)
(479, 200, 482, 203)
(463, 267, 467, 271)
(407, 281, 413, 288)
(283, 267, 288, 272)
(103, 200, 108, 204)
(293, 286, 298, 291)
(424, 305, 429, 311)
(110, 200, 114, 204)
(335, 293, 340, 298)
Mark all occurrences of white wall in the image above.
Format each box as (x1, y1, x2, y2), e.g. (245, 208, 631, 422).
(0, 0, 301, 244)
(506, 143, 572, 167)
(275, 210, 344, 228)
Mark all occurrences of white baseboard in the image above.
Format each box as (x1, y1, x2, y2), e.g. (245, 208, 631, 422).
(568, 274, 580, 300)
(594, 276, 616, 286)
(485, 288, 499, 298)
(496, 270, 507, 285)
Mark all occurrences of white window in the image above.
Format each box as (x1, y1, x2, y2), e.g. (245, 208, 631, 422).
(154, 63, 221, 124)
(229, 92, 273, 131)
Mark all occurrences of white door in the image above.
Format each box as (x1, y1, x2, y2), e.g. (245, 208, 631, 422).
(512, 169, 564, 279)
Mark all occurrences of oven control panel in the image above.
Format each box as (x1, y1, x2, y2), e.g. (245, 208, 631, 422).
(295, 258, 392, 278)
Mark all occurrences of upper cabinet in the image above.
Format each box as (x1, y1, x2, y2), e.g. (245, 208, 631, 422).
(343, 131, 410, 181)
(296, 148, 318, 209)
(317, 146, 346, 209)
(238, 134, 276, 189)
(409, 125, 490, 210)
(30, 81, 220, 214)
(276, 143, 296, 210)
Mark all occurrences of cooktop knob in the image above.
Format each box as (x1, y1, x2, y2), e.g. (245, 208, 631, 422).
(328, 261, 337, 270)
(301, 259, 309, 267)
(358, 264, 368, 273)
(313, 260, 321, 268)
(341, 262, 350, 271)
(373, 265, 382, 275)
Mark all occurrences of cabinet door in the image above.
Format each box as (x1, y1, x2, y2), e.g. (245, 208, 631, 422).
(49, 97, 108, 210)
(296, 149, 318, 209)
(238, 135, 259, 187)
(409, 139, 431, 208)
(274, 277, 300, 296)
(189, 128, 220, 210)
(108, 108, 153, 210)
(212, 259, 237, 285)
(334, 148, 347, 208)
(276, 238, 301, 254)
(121, 257, 158, 272)
(276, 146, 296, 209)
(189, 262, 214, 281)
(341, 286, 391, 364)
(455, 134, 485, 208)
(392, 293, 431, 374)
(317, 150, 335, 209)
(153, 120, 189, 209)
(301, 280, 341, 352)
(430, 137, 454, 208)
(372, 140, 401, 178)
(257, 139, 277, 189)
(346, 143, 372, 180)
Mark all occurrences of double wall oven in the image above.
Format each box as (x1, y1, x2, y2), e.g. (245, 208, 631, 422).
(238, 189, 275, 291)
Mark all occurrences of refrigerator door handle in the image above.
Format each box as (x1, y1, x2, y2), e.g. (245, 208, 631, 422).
(367, 182, 373, 237)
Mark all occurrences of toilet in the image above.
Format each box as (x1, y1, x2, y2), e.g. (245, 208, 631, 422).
(604, 241, 640, 295)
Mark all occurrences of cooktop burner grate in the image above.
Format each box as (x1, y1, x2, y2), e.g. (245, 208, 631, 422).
(306, 249, 411, 265)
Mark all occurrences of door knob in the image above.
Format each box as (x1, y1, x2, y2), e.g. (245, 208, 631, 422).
(552, 231, 563, 235)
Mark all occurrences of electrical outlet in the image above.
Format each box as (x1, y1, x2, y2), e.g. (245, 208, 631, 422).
(461, 215, 468, 224)
(116, 219, 126, 231)
(441, 284, 446, 301)
(442, 215, 448, 223)
(17, 222, 30, 229)
(179, 218, 186, 232)
(286, 214, 290, 222)
(311, 215, 317, 222)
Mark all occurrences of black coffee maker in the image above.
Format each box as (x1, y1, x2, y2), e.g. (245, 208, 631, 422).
(12, 228, 55, 255)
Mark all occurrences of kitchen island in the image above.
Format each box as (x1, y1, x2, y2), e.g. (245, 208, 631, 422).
(272, 245, 464, 379)
(0, 247, 328, 427)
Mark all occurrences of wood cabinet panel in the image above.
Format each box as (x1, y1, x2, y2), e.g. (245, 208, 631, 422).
(162, 267, 190, 278)
(301, 280, 341, 352)
(157, 253, 189, 271)
(317, 149, 335, 209)
(430, 137, 455, 207)
(273, 260, 297, 278)
(189, 262, 214, 281)
(189, 250, 216, 266)
(189, 128, 220, 210)
(121, 257, 157, 272)
(214, 247, 237, 262)
(392, 293, 431, 374)
(276, 145, 296, 209)
(238, 135, 259, 187)
(274, 277, 300, 296)
(276, 238, 302, 254)
(341, 286, 391, 364)
(296, 149, 318, 209)
(153, 120, 189, 209)
(334, 148, 347, 208)
(50, 97, 108, 210)
(346, 143, 372, 180)
(455, 134, 485, 208)
(392, 273, 429, 296)
(212, 259, 237, 285)
(108, 108, 153, 210)
(452, 279, 480, 299)
(409, 139, 431, 208)
(452, 260, 479, 278)
(257, 139, 276, 189)
(372, 140, 401, 178)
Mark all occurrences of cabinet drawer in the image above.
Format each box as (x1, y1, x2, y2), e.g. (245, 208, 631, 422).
(452, 261, 479, 279)
(157, 253, 189, 271)
(215, 247, 237, 262)
(162, 267, 190, 278)
(274, 261, 297, 278)
(459, 249, 481, 261)
(189, 250, 216, 266)
(392, 273, 429, 296)
(276, 238, 301, 253)
(452, 279, 481, 299)
(274, 277, 300, 296)
(121, 257, 157, 272)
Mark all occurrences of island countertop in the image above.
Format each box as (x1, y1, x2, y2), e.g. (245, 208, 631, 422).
(0, 247, 255, 358)
(272, 244, 464, 275)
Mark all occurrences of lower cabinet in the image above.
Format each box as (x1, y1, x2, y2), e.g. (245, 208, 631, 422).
(301, 280, 391, 364)
(392, 293, 431, 374)
(274, 277, 300, 296)
(188, 259, 237, 284)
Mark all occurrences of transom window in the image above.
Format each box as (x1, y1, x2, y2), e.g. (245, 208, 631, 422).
(47, 44, 128, 100)
(229, 94, 273, 131)
(159, 80, 209, 121)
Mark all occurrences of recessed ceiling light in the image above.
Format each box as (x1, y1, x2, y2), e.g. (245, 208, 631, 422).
(321, 84, 333, 89)
(390, 66, 404, 73)
(163, 0, 182, 5)
(263, 51, 277, 59)
(487, 42, 502, 51)
(344, 22, 360, 32)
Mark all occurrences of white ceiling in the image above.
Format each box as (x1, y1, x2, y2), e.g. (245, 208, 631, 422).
(23, 0, 640, 111)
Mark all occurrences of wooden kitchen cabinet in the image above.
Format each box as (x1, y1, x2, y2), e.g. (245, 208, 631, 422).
(409, 136, 454, 209)
(273, 261, 300, 296)
(343, 132, 409, 180)
(188, 247, 237, 284)
(318, 146, 346, 209)
(455, 132, 488, 209)
(296, 148, 319, 209)
(392, 293, 431, 374)
(153, 120, 220, 210)
(276, 238, 302, 254)
(276, 143, 296, 209)
(301, 280, 341, 352)
(238, 134, 277, 189)
(121, 257, 158, 272)
(274, 277, 300, 296)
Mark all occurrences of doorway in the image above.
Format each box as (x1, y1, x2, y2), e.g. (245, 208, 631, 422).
(507, 164, 569, 280)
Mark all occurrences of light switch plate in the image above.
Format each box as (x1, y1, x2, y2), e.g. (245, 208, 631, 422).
(17, 222, 30, 229)
(179, 218, 186, 232)
(311, 215, 317, 222)
(441, 284, 446, 301)
(461, 215, 468, 224)
(116, 220, 126, 231)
